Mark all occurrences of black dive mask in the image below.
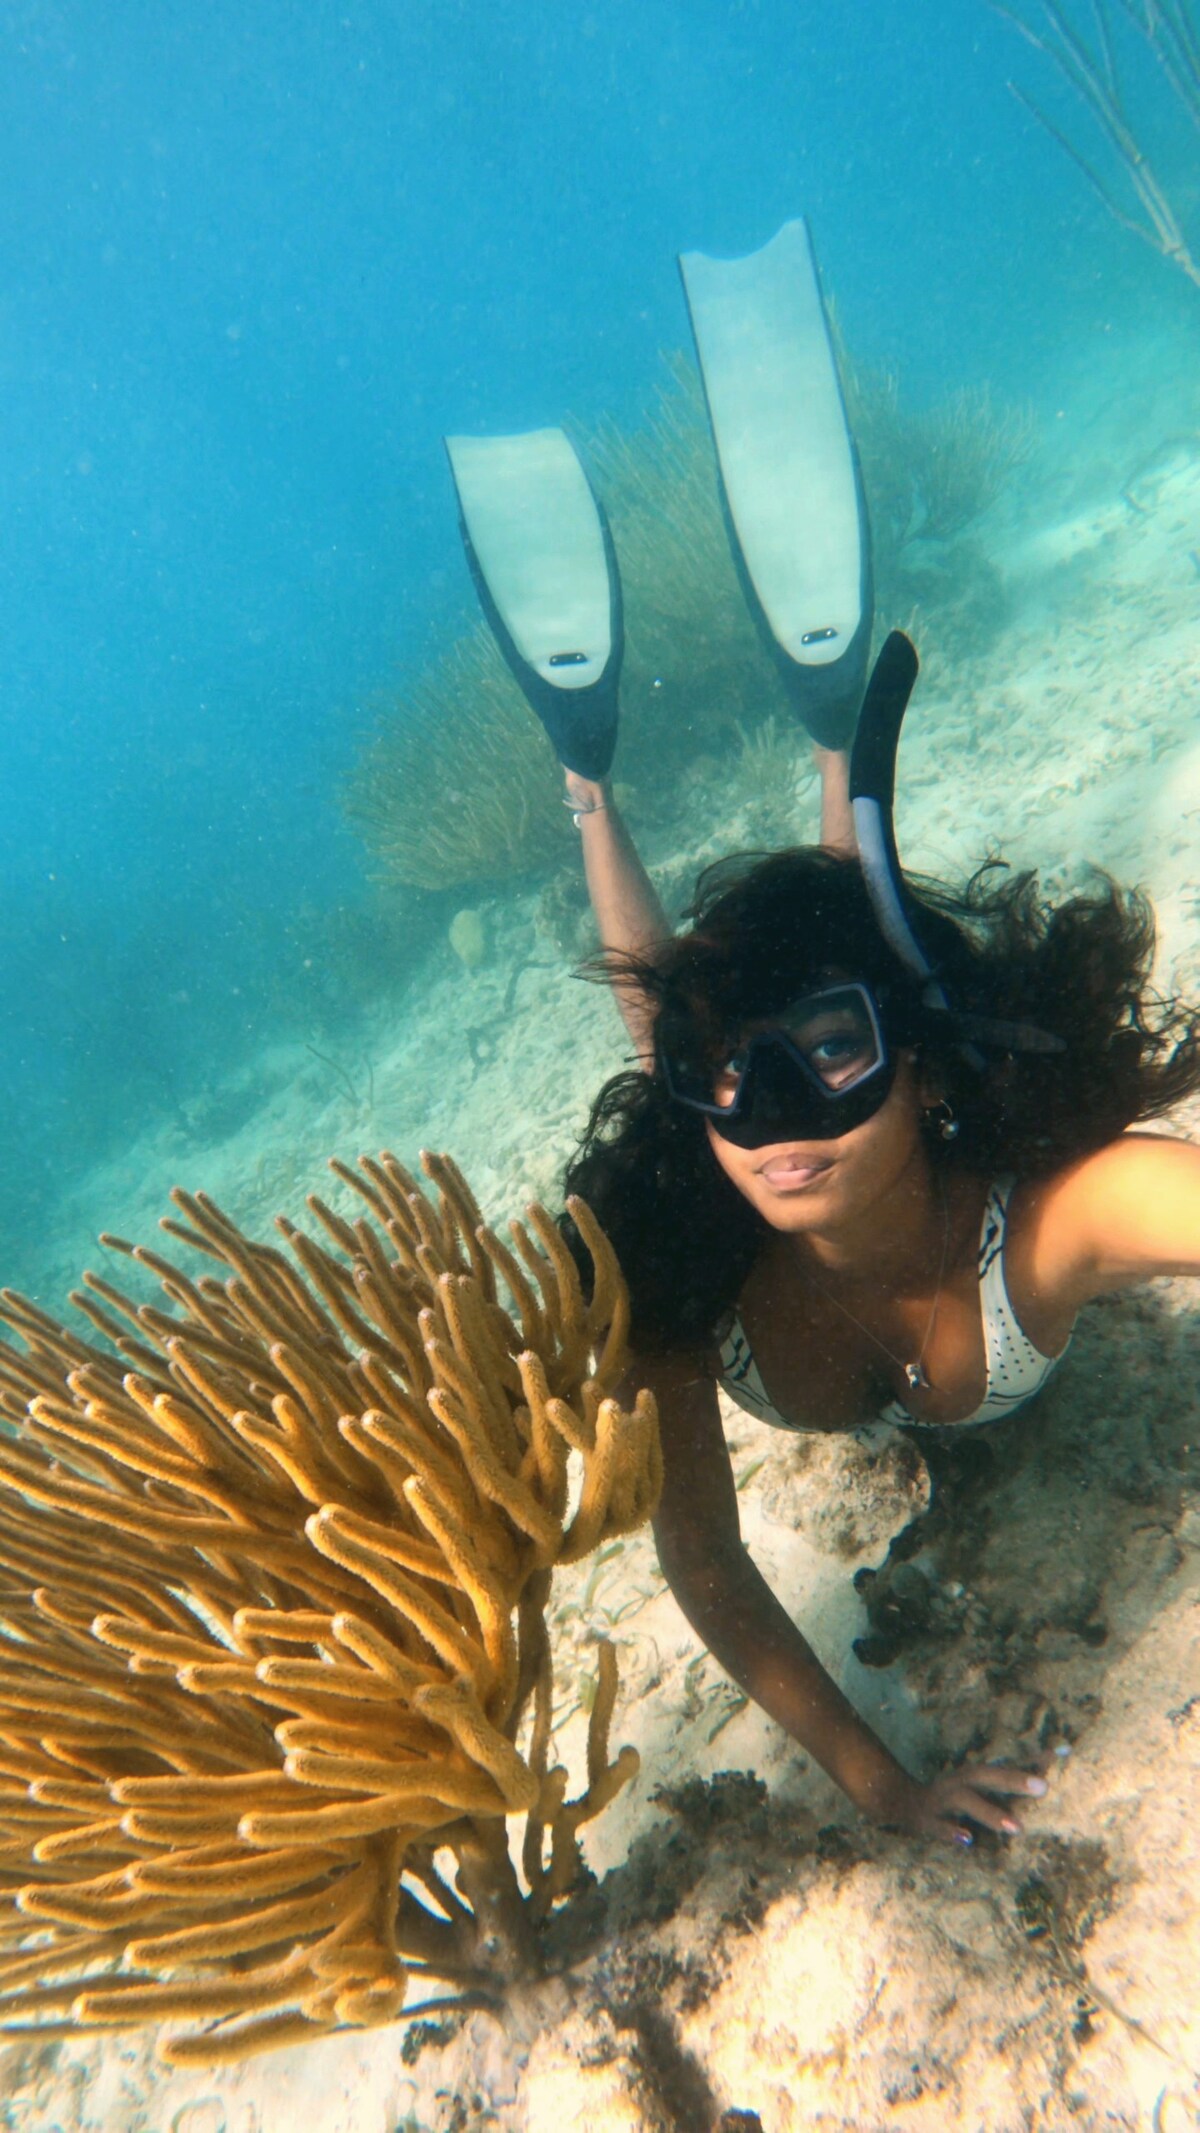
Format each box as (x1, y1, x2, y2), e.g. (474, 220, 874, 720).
(659, 980, 897, 1150)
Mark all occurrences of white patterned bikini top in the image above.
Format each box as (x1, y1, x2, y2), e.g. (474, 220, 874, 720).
(716, 1176, 1068, 1434)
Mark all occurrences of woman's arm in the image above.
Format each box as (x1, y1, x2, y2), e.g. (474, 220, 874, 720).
(641, 1351, 1044, 1844)
(1024, 1132, 1200, 1311)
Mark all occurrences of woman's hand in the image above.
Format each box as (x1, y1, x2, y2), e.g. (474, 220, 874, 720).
(875, 1763, 1048, 1847)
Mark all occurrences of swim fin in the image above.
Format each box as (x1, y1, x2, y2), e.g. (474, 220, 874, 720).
(679, 218, 873, 749)
(444, 427, 622, 781)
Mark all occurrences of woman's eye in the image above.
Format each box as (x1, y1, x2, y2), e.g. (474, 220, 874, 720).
(713, 1053, 747, 1103)
(808, 1030, 874, 1084)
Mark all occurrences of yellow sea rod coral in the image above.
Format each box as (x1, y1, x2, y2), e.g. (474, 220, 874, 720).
(0, 1151, 660, 2065)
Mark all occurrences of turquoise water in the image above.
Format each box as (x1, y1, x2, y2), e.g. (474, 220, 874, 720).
(1, 4, 1199, 2125)
(3, 0, 1197, 1285)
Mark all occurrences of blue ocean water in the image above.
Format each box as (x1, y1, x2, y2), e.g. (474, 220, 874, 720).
(1, 9, 1200, 2118)
(1, 0, 1196, 1269)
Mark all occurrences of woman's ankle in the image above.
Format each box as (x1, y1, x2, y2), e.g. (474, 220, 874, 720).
(563, 770, 609, 816)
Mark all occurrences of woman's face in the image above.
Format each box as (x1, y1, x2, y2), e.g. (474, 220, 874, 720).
(705, 1048, 933, 1234)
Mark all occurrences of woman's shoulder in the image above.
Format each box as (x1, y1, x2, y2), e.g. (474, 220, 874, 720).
(1008, 1132, 1195, 1218)
(1007, 1131, 1200, 1309)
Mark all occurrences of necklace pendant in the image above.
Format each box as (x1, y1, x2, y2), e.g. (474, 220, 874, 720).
(904, 1361, 930, 1392)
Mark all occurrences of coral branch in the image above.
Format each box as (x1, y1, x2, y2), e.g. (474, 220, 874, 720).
(0, 1151, 659, 2062)
(993, 0, 1200, 288)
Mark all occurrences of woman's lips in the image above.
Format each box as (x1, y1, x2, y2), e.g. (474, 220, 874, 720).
(758, 1155, 833, 1191)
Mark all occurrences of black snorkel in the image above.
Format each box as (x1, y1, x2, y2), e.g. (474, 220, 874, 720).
(849, 634, 948, 1010)
(850, 632, 1066, 1062)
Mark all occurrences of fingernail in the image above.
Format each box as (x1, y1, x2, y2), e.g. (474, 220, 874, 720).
(1002, 1817, 1020, 1835)
(953, 1829, 973, 1847)
(1027, 1777, 1048, 1796)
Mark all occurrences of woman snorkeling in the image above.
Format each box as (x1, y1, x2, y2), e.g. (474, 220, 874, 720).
(556, 639, 1200, 1846)
(442, 220, 1200, 1845)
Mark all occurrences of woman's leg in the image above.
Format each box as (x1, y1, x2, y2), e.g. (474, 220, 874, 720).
(563, 770, 667, 1067)
(563, 745, 857, 1064)
(813, 745, 855, 856)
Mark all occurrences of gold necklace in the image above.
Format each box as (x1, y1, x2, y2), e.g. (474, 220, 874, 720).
(805, 1183, 951, 1395)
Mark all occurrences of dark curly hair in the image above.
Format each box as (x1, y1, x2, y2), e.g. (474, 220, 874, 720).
(562, 846, 1200, 1355)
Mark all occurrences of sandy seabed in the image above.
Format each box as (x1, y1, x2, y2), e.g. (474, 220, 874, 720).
(1, 373, 1199, 2131)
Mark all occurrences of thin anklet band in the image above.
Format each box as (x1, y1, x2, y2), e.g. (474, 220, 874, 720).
(563, 795, 608, 826)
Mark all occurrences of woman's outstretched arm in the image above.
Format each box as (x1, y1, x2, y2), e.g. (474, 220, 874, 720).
(640, 1351, 1045, 1846)
(1024, 1132, 1200, 1310)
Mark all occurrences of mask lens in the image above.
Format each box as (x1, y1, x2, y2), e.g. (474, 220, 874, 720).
(774, 986, 881, 1090)
(666, 983, 885, 1116)
(711, 1047, 749, 1109)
